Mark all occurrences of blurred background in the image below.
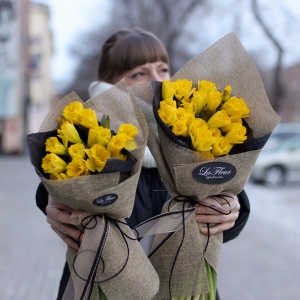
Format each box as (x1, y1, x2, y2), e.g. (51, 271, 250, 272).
(0, 0, 300, 299)
(1, 0, 300, 152)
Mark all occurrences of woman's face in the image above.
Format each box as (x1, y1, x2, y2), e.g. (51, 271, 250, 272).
(113, 61, 170, 86)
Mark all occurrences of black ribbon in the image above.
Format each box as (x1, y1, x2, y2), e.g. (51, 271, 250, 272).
(166, 194, 236, 299)
(72, 215, 139, 300)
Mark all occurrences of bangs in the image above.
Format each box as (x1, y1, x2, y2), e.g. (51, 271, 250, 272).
(97, 28, 170, 83)
(110, 34, 169, 75)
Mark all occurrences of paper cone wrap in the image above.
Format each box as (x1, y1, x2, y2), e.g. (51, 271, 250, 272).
(130, 32, 281, 298)
(27, 81, 160, 300)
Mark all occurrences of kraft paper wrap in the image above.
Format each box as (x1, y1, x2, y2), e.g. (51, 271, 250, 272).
(130, 32, 281, 298)
(27, 81, 160, 300)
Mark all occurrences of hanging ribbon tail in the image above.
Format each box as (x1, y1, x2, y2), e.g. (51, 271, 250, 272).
(63, 214, 160, 300)
(134, 201, 194, 257)
(63, 215, 108, 300)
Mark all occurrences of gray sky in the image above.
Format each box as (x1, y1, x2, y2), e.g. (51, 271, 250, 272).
(38, 0, 300, 88)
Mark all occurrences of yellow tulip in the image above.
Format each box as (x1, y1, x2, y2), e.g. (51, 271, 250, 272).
(198, 80, 216, 94)
(80, 108, 99, 129)
(174, 79, 195, 101)
(57, 121, 84, 146)
(66, 157, 90, 178)
(209, 128, 221, 140)
(87, 128, 98, 148)
(176, 108, 194, 125)
(161, 98, 177, 108)
(172, 120, 188, 137)
(207, 90, 222, 111)
(190, 127, 214, 152)
(111, 152, 127, 160)
(176, 107, 186, 120)
(85, 144, 111, 173)
(207, 110, 231, 128)
(222, 85, 232, 102)
(50, 173, 69, 180)
(117, 123, 138, 140)
(225, 123, 247, 144)
(42, 153, 67, 174)
(45, 137, 67, 155)
(158, 103, 177, 127)
(221, 115, 242, 133)
(62, 101, 84, 125)
(176, 79, 193, 90)
(181, 98, 196, 114)
(162, 80, 176, 99)
(212, 136, 233, 157)
(221, 96, 250, 118)
(87, 126, 112, 148)
(189, 118, 208, 136)
(193, 91, 207, 115)
(106, 135, 127, 154)
(96, 127, 112, 146)
(68, 143, 86, 159)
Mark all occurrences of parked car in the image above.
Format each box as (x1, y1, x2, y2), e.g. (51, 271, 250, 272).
(263, 122, 300, 151)
(250, 134, 300, 186)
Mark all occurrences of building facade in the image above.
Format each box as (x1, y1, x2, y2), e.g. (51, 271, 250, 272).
(0, 0, 53, 154)
(27, 2, 53, 135)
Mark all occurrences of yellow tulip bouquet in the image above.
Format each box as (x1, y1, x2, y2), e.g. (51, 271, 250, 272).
(40, 101, 139, 180)
(131, 33, 281, 300)
(27, 81, 160, 300)
(155, 78, 250, 300)
(158, 78, 250, 159)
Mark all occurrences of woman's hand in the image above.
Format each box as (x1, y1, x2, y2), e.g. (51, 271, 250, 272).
(194, 193, 240, 235)
(46, 195, 83, 250)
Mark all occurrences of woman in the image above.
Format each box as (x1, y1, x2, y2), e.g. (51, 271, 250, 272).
(36, 28, 250, 299)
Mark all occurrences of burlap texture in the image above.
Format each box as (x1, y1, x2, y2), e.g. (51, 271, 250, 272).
(37, 81, 148, 216)
(28, 81, 160, 299)
(149, 213, 220, 299)
(66, 216, 159, 300)
(130, 32, 281, 298)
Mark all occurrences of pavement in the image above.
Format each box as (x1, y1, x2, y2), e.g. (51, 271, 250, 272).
(0, 154, 66, 300)
(0, 154, 300, 300)
(218, 179, 300, 299)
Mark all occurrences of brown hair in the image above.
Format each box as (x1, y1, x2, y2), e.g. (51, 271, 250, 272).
(97, 28, 169, 83)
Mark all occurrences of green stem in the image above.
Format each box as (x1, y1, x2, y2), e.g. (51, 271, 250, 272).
(205, 260, 217, 300)
(173, 260, 218, 300)
(93, 285, 106, 300)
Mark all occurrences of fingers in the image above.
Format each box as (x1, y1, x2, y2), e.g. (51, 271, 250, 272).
(51, 225, 79, 250)
(194, 193, 241, 235)
(200, 220, 236, 235)
(195, 194, 238, 215)
(196, 208, 239, 224)
(46, 195, 82, 250)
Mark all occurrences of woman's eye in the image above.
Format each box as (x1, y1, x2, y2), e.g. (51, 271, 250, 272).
(132, 72, 144, 79)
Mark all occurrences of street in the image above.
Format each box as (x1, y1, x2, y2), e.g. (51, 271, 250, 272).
(0, 154, 299, 299)
(218, 179, 300, 299)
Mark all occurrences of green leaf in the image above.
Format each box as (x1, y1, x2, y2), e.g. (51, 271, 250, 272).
(100, 114, 110, 129)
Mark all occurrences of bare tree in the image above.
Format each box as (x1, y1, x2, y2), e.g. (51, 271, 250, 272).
(61, 0, 207, 100)
(251, 0, 284, 112)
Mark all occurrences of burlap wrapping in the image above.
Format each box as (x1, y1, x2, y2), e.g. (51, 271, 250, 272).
(27, 81, 160, 300)
(130, 32, 281, 299)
